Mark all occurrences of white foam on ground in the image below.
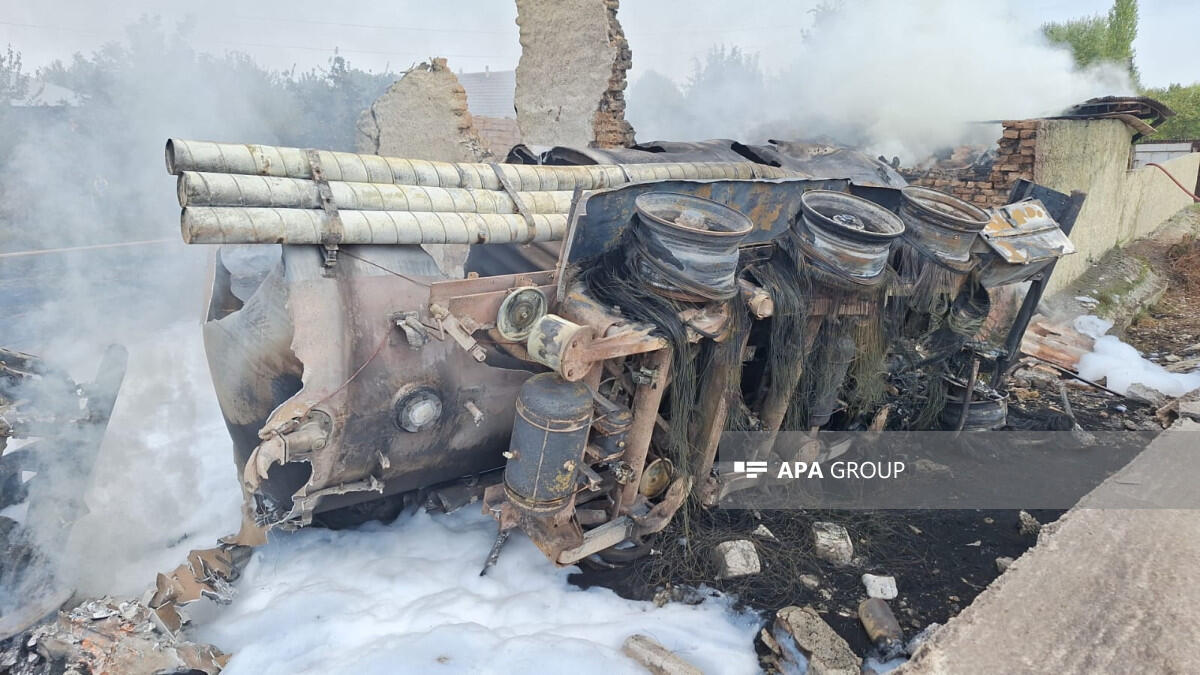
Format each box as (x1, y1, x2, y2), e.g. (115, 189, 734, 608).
(193, 508, 762, 675)
(1074, 315, 1200, 397)
(24, 321, 761, 671)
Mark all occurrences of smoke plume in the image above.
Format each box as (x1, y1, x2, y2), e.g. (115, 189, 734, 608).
(626, 0, 1133, 161)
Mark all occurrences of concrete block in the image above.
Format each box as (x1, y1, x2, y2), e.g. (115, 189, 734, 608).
(862, 573, 898, 599)
(812, 522, 854, 565)
(775, 606, 862, 675)
(711, 539, 760, 579)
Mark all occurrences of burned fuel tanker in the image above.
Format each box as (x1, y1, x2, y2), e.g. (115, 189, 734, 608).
(146, 137, 1078, 627)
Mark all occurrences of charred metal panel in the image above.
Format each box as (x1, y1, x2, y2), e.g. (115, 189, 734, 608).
(561, 178, 851, 265)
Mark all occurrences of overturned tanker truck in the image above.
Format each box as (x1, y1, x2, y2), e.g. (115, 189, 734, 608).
(158, 136, 1078, 605)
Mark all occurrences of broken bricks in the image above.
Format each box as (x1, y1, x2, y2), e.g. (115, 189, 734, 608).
(812, 522, 855, 565)
(2, 597, 227, 675)
(711, 539, 761, 579)
(621, 634, 702, 675)
(1018, 510, 1043, 537)
(861, 573, 898, 600)
(772, 606, 861, 675)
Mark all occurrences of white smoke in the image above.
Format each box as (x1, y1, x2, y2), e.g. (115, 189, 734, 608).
(0, 19, 318, 600)
(626, 0, 1134, 162)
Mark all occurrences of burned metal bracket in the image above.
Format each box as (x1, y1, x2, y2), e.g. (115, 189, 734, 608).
(489, 162, 537, 232)
(305, 148, 345, 268)
(428, 303, 487, 362)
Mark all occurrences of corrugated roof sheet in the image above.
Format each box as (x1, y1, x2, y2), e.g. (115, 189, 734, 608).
(459, 70, 515, 120)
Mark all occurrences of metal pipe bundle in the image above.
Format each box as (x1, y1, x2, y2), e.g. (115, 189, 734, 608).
(167, 139, 795, 189)
(178, 172, 575, 214)
(166, 138, 801, 246)
(182, 208, 568, 245)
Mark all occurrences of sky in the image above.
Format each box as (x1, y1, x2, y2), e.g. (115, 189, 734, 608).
(1, 0, 1197, 89)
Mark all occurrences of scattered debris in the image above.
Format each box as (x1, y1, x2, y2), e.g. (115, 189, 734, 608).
(752, 524, 778, 541)
(862, 574, 899, 600)
(799, 574, 822, 590)
(711, 540, 761, 579)
(0, 597, 226, 675)
(621, 634, 702, 675)
(1126, 382, 1169, 408)
(812, 522, 855, 566)
(0, 345, 127, 640)
(1166, 356, 1200, 372)
(995, 556, 1015, 573)
(1018, 510, 1042, 536)
(858, 598, 904, 658)
(773, 606, 862, 675)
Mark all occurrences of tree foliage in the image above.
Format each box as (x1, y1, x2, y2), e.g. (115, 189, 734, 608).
(1043, 0, 1140, 86)
(1141, 83, 1200, 141)
(1, 44, 29, 103)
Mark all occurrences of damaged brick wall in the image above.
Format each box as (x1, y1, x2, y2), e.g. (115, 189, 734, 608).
(593, 0, 635, 148)
(515, 0, 635, 148)
(355, 58, 490, 277)
(906, 120, 1037, 207)
(474, 116, 523, 156)
(355, 58, 493, 162)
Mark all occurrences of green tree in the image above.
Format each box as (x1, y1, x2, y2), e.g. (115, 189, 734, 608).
(1043, 0, 1140, 86)
(1141, 83, 1200, 140)
(1, 44, 29, 103)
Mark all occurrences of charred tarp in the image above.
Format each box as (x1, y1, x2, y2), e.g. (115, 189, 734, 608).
(162, 137, 1079, 574)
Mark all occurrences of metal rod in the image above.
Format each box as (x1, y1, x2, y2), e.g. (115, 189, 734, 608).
(619, 349, 672, 513)
(953, 357, 980, 438)
(690, 330, 751, 495)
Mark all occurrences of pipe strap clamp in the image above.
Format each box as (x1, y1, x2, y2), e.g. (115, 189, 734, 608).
(305, 148, 344, 267)
(489, 162, 536, 241)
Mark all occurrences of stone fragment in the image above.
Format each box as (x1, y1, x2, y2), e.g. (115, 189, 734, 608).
(710, 539, 760, 579)
(1018, 510, 1042, 536)
(811, 521, 859, 562)
(862, 574, 898, 600)
(995, 556, 1015, 573)
(752, 524, 778, 541)
(1125, 383, 1168, 408)
(621, 634, 702, 675)
(774, 606, 862, 675)
(1166, 356, 1200, 373)
(799, 574, 822, 590)
(812, 522, 854, 565)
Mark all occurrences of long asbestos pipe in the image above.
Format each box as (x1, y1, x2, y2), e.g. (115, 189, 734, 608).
(166, 138, 797, 191)
(181, 207, 568, 245)
(178, 171, 575, 214)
